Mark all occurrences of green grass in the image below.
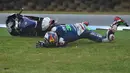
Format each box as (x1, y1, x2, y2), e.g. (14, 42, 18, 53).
(0, 10, 130, 15)
(0, 28, 130, 73)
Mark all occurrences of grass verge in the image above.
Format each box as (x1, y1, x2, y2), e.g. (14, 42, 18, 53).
(0, 28, 130, 73)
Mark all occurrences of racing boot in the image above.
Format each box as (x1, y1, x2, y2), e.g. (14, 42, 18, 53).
(102, 28, 115, 42)
(106, 29, 115, 41)
(111, 16, 129, 27)
(103, 16, 128, 42)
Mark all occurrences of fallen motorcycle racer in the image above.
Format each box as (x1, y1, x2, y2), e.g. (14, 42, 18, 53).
(36, 16, 129, 48)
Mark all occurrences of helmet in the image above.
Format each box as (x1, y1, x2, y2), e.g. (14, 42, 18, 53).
(44, 31, 58, 44)
(41, 17, 55, 31)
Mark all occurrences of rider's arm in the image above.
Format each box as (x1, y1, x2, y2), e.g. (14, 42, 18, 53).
(36, 40, 67, 48)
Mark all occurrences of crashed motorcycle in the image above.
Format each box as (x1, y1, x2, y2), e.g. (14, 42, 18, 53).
(6, 9, 55, 36)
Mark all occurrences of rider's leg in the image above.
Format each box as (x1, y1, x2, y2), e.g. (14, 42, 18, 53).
(79, 25, 117, 42)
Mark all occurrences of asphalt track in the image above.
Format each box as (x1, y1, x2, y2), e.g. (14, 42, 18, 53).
(0, 13, 130, 25)
(0, 13, 130, 30)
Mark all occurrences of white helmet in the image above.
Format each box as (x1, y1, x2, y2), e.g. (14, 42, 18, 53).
(41, 17, 54, 31)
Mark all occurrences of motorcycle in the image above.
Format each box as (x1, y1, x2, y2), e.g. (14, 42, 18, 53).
(6, 8, 55, 36)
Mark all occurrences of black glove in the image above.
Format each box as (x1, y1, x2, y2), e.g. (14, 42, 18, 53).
(36, 41, 45, 48)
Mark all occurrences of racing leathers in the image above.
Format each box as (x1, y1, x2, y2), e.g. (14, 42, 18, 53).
(36, 22, 115, 48)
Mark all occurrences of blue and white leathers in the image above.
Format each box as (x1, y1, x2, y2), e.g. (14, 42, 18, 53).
(51, 23, 106, 46)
